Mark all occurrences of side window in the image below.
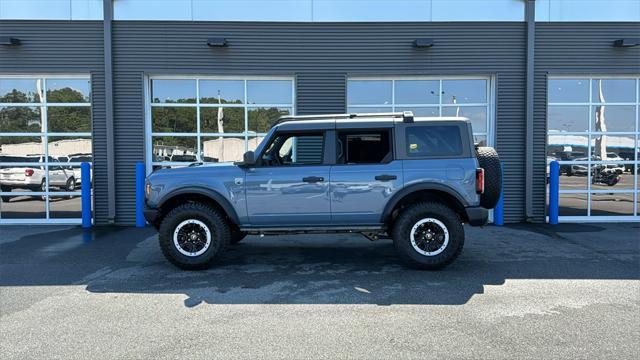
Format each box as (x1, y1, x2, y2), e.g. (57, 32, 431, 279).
(260, 132, 324, 166)
(406, 125, 463, 157)
(337, 130, 392, 164)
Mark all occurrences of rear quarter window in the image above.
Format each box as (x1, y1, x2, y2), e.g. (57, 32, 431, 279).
(406, 125, 463, 157)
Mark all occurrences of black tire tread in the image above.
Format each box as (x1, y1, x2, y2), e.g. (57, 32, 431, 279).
(475, 146, 501, 209)
(158, 202, 231, 270)
(392, 201, 464, 270)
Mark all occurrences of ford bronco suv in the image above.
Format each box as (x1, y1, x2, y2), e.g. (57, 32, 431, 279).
(144, 112, 501, 270)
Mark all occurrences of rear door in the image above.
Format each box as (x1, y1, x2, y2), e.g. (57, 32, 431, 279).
(330, 126, 403, 225)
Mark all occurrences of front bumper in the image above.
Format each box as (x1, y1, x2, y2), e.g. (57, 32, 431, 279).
(143, 205, 160, 226)
(465, 206, 488, 226)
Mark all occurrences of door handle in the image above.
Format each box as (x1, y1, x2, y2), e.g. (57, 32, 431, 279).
(375, 174, 397, 181)
(303, 176, 324, 183)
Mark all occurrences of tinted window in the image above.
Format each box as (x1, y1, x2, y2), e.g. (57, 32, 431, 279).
(261, 133, 323, 166)
(337, 130, 391, 164)
(406, 125, 463, 157)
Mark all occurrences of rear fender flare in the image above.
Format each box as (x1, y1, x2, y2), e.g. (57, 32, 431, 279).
(381, 182, 469, 223)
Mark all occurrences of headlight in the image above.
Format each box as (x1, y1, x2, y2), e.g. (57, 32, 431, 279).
(145, 182, 151, 197)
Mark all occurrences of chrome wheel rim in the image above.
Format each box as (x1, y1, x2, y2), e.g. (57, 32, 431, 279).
(173, 219, 212, 257)
(410, 218, 449, 256)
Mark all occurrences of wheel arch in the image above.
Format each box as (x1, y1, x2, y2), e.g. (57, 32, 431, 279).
(157, 187, 240, 227)
(381, 183, 469, 225)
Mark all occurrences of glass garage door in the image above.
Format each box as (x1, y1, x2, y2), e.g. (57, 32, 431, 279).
(547, 76, 639, 221)
(146, 76, 295, 171)
(0, 76, 93, 224)
(346, 77, 495, 147)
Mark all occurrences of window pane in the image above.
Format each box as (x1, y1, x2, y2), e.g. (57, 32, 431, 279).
(1, 162, 46, 192)
(248, 136, 265, 153)
(548, 79, 589, 103)
(394, 80, 439, 105)
(48, 137, 92, 161)
(201, 136, 246, 163)
(442, 106, 487, 132)
(337, 130, 390, 164)
(406, 125, 462, 157)
(474, 135, 487, 147)
(49, 195, 82, 218)
(151, 79, 196, 103)
(0, 195, 45, 219)
(0, 137, 44, 160)
(0, 79, 43, 103)
(395, 107, 439, 117)
(199, 80, 244, 104)
(592, 105, 635, 133)
(151, 107, 196, 133)
(559, 170, 588, 191)
(247, 80, 292, 105)
(47, 107, 91, 132)
(442, 80, 486, 104)
(590, 193, 634, 216)
(262, 133, 323, 166)
(590, 135, 635, 160)
(590, 164, 632, 190)
(152, 137, 197, 162)
(201, 107, 244, 133)
(0, 107, 42, 132)
(347, 107, 393, 114)
(46, 79, 90, 103)
(557, 193, 588, 216)
(347, 80, 392, 105)
(548, 106, 589, 133)
(248, 107, 290, 133)
(591, 79, 636, 103)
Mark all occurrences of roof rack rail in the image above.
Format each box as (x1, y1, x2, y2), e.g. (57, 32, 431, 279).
(276, 111, 414, 124)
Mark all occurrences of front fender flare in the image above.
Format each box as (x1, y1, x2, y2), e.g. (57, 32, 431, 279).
(158, 186, 240, 225)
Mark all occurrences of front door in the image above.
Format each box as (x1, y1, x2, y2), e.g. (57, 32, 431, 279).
(245, 131, 330, 226)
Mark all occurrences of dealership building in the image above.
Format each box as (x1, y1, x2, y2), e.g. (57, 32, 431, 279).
(0, 0, 639, 225)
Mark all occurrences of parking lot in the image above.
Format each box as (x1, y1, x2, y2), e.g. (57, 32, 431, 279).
(1, 223, 639, 359)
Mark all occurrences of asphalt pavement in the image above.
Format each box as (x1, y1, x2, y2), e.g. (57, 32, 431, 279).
(1, 223, 639, 359)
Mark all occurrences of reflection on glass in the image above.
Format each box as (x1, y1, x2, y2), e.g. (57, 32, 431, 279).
(0, 106, 42, 132)
(201, 136, 245, 163)
(201, 107, 244, 133)
(0, 195, 46, 219)
(247, 80, 292, 105)
(474, 135, 487, 146)
(0, 164, 45, 194)
(199, 80, 244, 104)
(557, 193, 588, 216)
(347, 107, 392, 114)
(151, 79, 196, 103)
(442, 80, 487, 104)
(152, 107, 196, 133)
(0, 78, 43, 103)
(591, 105, 635, 133)
(248, 107, 291, 133)
(559, 171, 588, 190)
(49, 195, 82, 218)
(442, 106, 487, 132)
(46, 79, 91, 103)
(395, 107, 438, 117)
(347, 80, 392, 105)
(152, 136, 197, 162)
(47, 165, 78, 191)
(548, 79, 589, 103)
(47, 107, 91, 132)
(395, 80, 439, 104)
(591, 79, 636, 103)
(248, 136, 265, 153)
(590, 193, 634, 216)
(47, 136, 92, 161)
(0, 137, 44, 159)
(590, 164, 632, 190)
(590, 135, 635, 160)
(547, 105, 589, 133)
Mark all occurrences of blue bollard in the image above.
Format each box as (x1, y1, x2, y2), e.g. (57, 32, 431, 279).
(549, 160, 560, 225)
(135, 161, 145, 227)
(81, 162, 91, 228)
(494, 162, 504, 226)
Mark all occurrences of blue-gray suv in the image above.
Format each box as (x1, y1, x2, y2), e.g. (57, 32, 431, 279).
(144, 112, 501, 270)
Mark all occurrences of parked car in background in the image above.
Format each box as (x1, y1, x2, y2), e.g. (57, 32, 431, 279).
(170, 154, 197, 162)
(67, 153, 93, 185)
(0, 155, 76, 201)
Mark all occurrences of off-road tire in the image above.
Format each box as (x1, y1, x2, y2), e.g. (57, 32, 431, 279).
(475, 146, 501, 209)
(158, 202, 231, 270)
(392, 202, 464, 270)
(230, 228, 248, 245)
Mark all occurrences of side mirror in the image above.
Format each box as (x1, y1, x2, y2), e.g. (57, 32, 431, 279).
(236, 150, 256, 167)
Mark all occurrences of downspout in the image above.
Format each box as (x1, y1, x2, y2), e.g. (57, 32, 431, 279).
(103, 0, 116, 223)
(525, 0, 535, 221)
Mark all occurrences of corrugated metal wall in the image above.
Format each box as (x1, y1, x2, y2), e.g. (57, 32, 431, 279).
(111, 21, 527, 224)
(533, 23, 640, 221)
(0, 21, 110, 224)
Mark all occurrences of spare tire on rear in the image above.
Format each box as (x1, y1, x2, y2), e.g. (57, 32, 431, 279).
(475, 146, 502, 209)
